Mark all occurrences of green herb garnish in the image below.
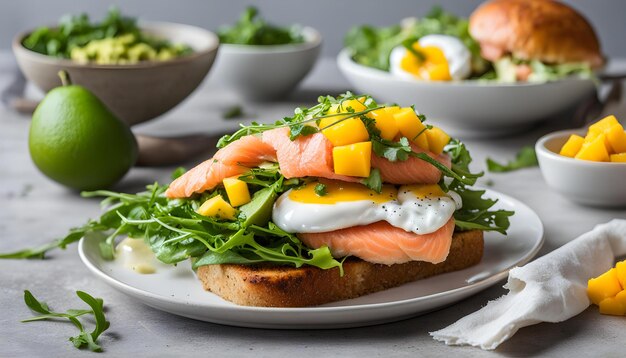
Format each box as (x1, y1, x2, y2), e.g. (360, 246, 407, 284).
(218, 6, 304, 46)
(22, 290, 110, 352)
(486, 146, 538, 173)
(22, 7, 191, 62)
(314, 183, 327, 197)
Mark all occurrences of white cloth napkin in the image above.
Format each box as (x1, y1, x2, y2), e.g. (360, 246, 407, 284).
(431, 219, 626, 350)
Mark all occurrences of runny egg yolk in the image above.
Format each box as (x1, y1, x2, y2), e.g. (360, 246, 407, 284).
(400, 43, 451, 81)
(288, 181, 396, 204)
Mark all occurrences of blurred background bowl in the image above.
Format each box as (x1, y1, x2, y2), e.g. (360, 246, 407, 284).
(13, 21, 219, 126)
(338, 49, 596, 138)
(208, 26, 321, 101)
(536, 129, 626, 207)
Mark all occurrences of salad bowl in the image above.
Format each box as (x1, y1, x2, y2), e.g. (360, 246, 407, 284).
(337, 49, 596, 138)
(13, 21, 219, 126)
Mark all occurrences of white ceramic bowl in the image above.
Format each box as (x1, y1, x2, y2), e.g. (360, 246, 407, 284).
(337, 49, 596, 137)
(536, 129, 626, 207)
(209, 27, 321, 101)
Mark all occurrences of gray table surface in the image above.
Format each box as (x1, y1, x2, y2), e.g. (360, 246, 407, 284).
(1, 54, 626, 358)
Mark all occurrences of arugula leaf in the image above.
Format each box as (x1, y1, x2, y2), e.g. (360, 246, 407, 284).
(22, 290, 110, 352)
(486, 146, 538, 173)
(0, 224, 102, 259)
(218, 6, 304, 45)
(440, 139, 513, 234)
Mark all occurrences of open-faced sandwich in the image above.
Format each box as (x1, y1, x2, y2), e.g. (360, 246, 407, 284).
(61, 93, 513, 307)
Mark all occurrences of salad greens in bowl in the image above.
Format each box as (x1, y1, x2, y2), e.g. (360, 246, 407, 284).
(338, 7, 598, 137)
(13, 8, 219, 125)
(209, 7, 321, 101)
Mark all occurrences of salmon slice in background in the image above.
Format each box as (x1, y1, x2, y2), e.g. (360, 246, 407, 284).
(166, 127, 451, 198)
(215, 135, 276, 166)
(166, 135, 275, 198)
(371, 142, 451, 185)
(166, 159, 250, 198)
(298, 218, 455, 265)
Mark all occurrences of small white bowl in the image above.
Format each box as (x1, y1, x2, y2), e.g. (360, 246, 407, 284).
(337, 49, 596, 138)
(536, 129, 626, 207)
(209, 27, 321, 101)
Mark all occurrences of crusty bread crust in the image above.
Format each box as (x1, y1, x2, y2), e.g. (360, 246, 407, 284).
(469, 0, 603, 67)
(196, 230, 484, 307)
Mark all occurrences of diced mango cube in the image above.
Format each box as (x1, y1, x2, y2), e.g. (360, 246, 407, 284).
(559, 134, 585, 158)
(337, 98, 367, 113)
(616, 260, 626, 289)
(425, 126, 451, 155)
(606, 125, 626, 153)
(223, 177, 251, 207)
(599, 297, 626, 316)
(588, 268, 623, 305)
(383, 106, 401, 115)
(333, 141, 372, 177)
(368, 108, 399, 140)
(616, 289, 626, 305)
(319, 116, 369, 146)
(589, 115, 620, 135)
(610, 153, 626, 162)
(575, 134, 610, 162)
(393, 107, 429, 150)
(196, 195, 237, 220)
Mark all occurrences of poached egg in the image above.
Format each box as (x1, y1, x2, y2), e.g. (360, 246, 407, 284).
(272, 181, 460, 235)
(389, 34, 471, 81)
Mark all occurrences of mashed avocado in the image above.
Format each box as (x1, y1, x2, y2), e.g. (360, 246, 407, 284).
(70, 33, 190, 65)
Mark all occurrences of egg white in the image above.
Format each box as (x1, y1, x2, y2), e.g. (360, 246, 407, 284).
(389, 34, 471, 81)
(272, 186, 461, 235)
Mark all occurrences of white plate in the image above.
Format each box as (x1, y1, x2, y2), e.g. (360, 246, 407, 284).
(337, 49, 595, 138)
(78, 189, 543, 329)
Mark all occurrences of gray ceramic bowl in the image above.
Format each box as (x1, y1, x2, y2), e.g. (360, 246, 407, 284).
(13, 22, 219, 126)
(208, 27, 321, 101)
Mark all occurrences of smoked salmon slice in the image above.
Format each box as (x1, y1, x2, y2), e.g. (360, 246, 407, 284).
(166, 159, 249, 198)
(215, 134, 276, 166)
(166, 127, 451, 198)
(371, 142, 451, 185)
(261, 128, 359, 183)
(298, 218, 455, 265)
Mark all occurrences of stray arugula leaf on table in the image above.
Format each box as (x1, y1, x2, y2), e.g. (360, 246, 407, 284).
(486, 146, 538, 173)
(223, 105, 245, 119)
(22, 290, 110, 352)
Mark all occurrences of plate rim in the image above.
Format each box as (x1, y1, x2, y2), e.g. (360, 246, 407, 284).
(78, 188, 544, 315)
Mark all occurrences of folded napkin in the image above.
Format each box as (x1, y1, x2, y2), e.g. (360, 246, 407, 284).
(431, 219, 626, 350)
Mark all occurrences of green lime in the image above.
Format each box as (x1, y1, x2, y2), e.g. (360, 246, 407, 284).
(29, 71, 137, 190)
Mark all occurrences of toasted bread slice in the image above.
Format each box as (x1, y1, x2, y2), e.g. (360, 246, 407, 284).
(196, 230, 483, 307)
